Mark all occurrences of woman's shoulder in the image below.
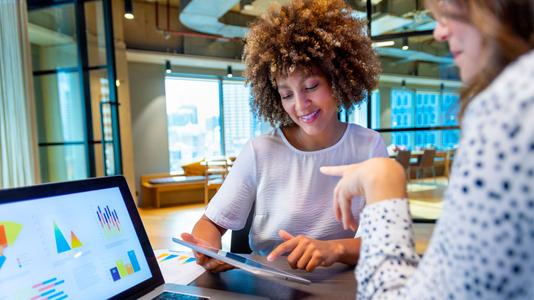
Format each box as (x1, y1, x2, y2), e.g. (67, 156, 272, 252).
(345, 123, 382, 141)
(246, 128, 286, 150)
(465, 49, 534, 123)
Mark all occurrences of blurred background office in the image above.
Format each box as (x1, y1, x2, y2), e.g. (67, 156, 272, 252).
(0, 0, 460, 251)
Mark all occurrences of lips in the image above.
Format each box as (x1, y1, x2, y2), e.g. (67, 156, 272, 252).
(451, 50, 462, 59)
(299, 109, 320, 123)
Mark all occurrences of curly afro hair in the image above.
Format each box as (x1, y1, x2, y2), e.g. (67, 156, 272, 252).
(243, 0, 381, 127)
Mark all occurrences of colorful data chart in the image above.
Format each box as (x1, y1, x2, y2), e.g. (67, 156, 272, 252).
(96, 205, 121, 238)
(0, 221, 23, 269)
(31, 277, 68, 300)
(54, 222, 83, 254)
(109, 250, 141, 282)
(157, 252, 195, 264)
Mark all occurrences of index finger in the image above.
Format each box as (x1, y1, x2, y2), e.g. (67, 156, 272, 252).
(320, 165, 349, 177)
(267, 238, 299, 262)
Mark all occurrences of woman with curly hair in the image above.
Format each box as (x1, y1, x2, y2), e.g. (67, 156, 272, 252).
(182, 0, 386, 273)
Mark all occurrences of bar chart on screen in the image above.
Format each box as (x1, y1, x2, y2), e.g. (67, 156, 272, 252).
(96, 205, 122, 239)
(109, 250, 141, 282)
(30, 277, 68, 300)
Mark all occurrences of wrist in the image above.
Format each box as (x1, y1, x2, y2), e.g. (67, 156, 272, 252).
(365, 160, 407, 204)
(333, 239, 360, 265)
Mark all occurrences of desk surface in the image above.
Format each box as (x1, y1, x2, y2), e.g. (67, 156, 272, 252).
(190, 254, 357, 300)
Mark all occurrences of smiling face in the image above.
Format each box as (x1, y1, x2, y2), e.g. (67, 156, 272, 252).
(432, 1, 484, 84)
(276, 68, 342, 143)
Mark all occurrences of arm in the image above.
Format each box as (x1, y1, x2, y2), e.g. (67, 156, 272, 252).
(321, 98, 534, 299)
(191, 214, 226, 248)
(321, 158, 417, 299)
(183, 214, 233, 273)
(184, 141, 258, 272)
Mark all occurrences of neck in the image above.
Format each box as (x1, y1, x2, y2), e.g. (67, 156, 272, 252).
(283, 121, 347, 151)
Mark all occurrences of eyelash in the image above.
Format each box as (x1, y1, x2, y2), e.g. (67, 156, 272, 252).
(281, 83, 319, 100)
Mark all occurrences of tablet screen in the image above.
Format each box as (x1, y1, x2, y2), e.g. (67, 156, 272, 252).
(172, 237, 310, 284)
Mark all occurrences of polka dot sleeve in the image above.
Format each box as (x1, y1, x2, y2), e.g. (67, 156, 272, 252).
(356, 199, 419, 299)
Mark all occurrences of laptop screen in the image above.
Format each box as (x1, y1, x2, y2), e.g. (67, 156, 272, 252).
(0, 178, 159, 299)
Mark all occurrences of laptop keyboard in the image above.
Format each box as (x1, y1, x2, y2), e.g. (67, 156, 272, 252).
(152, 291, 209, 300)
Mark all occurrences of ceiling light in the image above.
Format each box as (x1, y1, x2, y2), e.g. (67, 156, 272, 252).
(402, 37, 409, 50)
(227, 65, 233, 78)
(165, 60, 172, 74)
(124, 0, 134, 20)
(372, 40, 395, 48)
(240, 0, 254, 11)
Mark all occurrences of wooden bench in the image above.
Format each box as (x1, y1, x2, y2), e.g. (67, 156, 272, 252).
(140, 173, 212, 208)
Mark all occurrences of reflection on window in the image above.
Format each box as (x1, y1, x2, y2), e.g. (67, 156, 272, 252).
(165, 77, 222, 172)
(380, 129, 460, 152)
(391, 88, 414, 128)
(58, 72, 86, 179)
(350, 84, 461, 151)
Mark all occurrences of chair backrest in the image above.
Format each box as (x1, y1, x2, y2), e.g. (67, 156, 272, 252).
(395, 150, 411, 169)
(419, 149, 436, 168)
(204, 158, 228, 178)
(230, 203, 254, 254)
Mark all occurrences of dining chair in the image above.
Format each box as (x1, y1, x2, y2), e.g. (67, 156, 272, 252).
(395, 150, 412, 181)
(444, 149, 456, 181)
(411, 149, 437, 184)
(203, 158, 228, 205)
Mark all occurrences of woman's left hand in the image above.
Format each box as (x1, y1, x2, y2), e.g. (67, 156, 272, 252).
(267, 230, 342, 272)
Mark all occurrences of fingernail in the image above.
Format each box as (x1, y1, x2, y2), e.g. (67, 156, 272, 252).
(267, 255, 273, 261)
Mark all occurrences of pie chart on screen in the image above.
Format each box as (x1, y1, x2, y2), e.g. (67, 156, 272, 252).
(0, 221, 23, 269)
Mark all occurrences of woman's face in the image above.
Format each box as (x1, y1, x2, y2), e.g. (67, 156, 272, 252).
(432, 2, 483, 84)
(276, 68, 339, 136)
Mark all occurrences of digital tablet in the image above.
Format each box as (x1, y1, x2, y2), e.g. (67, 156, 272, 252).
(172, 237, 311, 285)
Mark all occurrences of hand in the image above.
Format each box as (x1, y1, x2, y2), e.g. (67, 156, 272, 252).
(180, 232, 235, 273)
(320, 158, 407, 231)
(266, 230, 342, 272)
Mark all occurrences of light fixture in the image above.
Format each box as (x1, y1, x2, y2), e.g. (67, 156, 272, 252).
(124, 0, 134, 20)
(371, 40, 395, 48)
(227, 65, 233, 78)
(401, 37, 409, 50)
(165, 60, 172, 74)
(240, 0, 254, 11)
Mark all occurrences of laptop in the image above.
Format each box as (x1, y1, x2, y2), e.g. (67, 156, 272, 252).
(0, 176, 265, 300)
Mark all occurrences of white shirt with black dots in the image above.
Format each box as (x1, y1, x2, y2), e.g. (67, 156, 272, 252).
(356, 50, 534, 299)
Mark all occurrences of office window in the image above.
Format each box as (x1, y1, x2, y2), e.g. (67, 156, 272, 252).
(165, 76, 272, 171)
(222, 80, 271, 156)
(222, 80, 253, 156)
(165, 77, 222, 172)
(368, 85, 460, 150)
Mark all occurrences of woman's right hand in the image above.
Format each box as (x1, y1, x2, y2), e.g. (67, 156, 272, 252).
(320, 157, 407, 231)
(180, 232, 235, 273)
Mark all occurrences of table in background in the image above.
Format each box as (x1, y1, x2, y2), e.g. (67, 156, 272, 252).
(190, 254, 357, 300)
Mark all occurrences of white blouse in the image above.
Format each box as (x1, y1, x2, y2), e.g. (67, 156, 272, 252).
(205, 123, 387, 255)
(356, 50, 534, 299)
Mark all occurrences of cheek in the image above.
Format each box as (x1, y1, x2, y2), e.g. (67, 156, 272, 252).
(280, 101, 293, 115)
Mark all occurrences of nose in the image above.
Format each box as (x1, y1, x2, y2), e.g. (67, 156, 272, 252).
(294, 92, 310, 111)
(433, 21, 450, 42)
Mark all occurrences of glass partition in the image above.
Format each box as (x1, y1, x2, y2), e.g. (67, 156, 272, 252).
(28, 0, 121, 182)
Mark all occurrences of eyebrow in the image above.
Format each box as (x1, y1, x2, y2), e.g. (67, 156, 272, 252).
(276, 75, 318, 90)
